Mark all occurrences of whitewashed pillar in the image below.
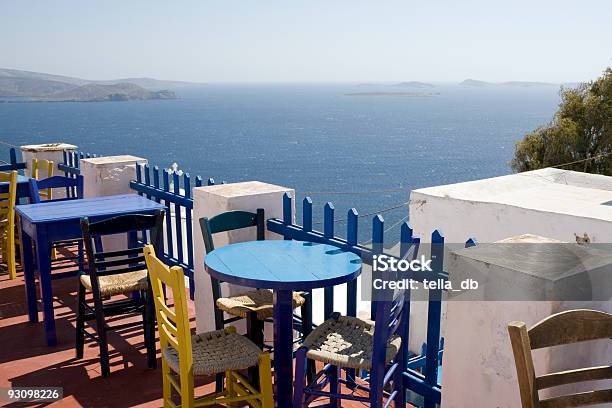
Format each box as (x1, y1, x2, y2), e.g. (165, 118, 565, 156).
(79, 155, 148, 250)
(193, 181, 295, 334)
(20, 143, 77, 177)
(79, 155, 147, 198)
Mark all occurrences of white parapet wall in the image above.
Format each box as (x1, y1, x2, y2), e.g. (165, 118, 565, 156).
(79, 155, 147, 251)
(20, 142, 77, 177)
(407, 168, 612, 407)
(79, 155, 147, 198)
(409, 168, 612, 243)
(192, 181, 295, 334)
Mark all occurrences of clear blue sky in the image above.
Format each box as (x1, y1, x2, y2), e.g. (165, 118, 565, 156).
(1, 0, 610, 83)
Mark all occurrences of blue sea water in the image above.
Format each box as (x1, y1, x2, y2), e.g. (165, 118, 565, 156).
(0, 84, 560, 242)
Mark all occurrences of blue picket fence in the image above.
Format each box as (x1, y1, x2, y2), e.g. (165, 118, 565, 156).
(0, 148, 26, 172)
(57, 148, 472, 406)
(58, 149, 98, 176)
(267, 192, 450, 407)
(130, 163, 219, 299)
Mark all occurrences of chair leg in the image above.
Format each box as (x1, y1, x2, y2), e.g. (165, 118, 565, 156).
(144, 289, 157, 369)
(393, 362, 406, 408)
(214, 306, 225, 393)
(329, 365, 340, 408)
(75, 283, 86, 359)
(92, 294, 110, 377)
(161, 359, 173, 408)
(369, 369, 384, 407)
(180, 365, 194, 408)
(6, 230, 16, 280)
(225, 370, 238, 408)
(300, 293, 316, 382)
(247, 312, 264, 387)
(258, 353, 274, 408)
(293, 347, 307, 408)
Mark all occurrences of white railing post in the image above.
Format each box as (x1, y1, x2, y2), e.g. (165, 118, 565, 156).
(192, 181, 295, 334)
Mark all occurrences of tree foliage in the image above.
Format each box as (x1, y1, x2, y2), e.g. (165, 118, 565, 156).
(511, 68, 612, 174)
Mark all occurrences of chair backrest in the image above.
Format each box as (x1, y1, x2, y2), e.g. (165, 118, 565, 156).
(199, 209, 265, 254)
(0, 171, 17, 229)
(28, 175, 84, 204)
(370, 233, 420, 382)
(143, 244, 193, 378)
(508, 309, 612, 408)
(81, 211, 165, 296)
(31, 158, 54, 199)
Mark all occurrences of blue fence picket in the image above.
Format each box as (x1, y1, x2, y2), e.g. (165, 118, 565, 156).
(303, 197, 313, 232)
(346, 208, 358, 317)
(323, 202, 335, 319)
(162, 170, 174, 262)
(172, 171, 184, 265)
(422, 230, 444, 408)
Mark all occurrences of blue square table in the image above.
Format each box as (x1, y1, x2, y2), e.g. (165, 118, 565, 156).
(16, 193, 166, 346)
(205, 240, 362, 407)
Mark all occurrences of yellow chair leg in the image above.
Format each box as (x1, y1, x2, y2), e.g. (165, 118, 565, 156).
(258, 353, 274, 408)
(180, 366, 194, 408)
(226, 370, 239, 408)
(161, 360, 173, 408)
(6, 231, 16, 280)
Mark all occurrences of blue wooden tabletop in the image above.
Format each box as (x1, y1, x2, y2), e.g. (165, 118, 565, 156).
(205, 240, 362, 291)
(15, 193, 165, 223)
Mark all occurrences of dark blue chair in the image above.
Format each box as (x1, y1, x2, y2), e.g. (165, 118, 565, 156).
(28, 175, 85, 278)
(292, 234, 420, 407)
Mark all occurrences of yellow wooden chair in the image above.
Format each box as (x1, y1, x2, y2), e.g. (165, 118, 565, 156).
(32, 158, 58, 259)
(0, 171, 18, 280)
(31, 158, 54, 200)
(143, 245, 274, 408)
(508, 309, 612, 408)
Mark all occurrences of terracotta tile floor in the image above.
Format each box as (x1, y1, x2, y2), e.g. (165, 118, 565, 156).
(0, 254, 408, 407)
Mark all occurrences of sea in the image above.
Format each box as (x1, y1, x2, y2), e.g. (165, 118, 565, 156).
(0, 83, 561, 243)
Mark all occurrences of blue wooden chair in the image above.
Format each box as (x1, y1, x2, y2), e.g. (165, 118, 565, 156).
(293, 259, 413, 407)
(28, 175, 85, 277)
(28, 175, 84, 204)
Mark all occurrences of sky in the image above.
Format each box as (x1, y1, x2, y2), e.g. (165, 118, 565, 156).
(1, 0, 611, 83)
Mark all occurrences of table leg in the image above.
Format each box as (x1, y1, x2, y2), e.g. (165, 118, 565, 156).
(36, 227, 57, 346)
(273, 289, 294, 407)
(21, 227, 38, 323)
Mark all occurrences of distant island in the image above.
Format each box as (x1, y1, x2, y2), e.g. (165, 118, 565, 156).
(393, 81, 435, 88)
(345, 91, 438, 97)
(0, 68, 205, 102)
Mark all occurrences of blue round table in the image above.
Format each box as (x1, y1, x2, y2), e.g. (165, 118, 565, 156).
(205, 240, 362, 407)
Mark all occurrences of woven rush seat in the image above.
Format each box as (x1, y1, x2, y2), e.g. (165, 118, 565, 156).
(302, 315, 402, 370)
(216, 288, 306, 320)
(79, 269, 148, 297)
(163, 328, 262, 376)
